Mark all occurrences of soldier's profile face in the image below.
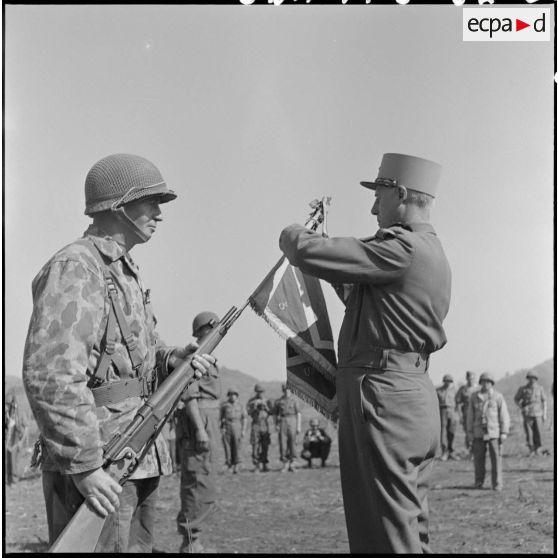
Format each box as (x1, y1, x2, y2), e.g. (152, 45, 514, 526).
(123, 198, 162, 241)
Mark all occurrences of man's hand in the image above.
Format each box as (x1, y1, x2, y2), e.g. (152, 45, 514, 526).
(71, 467, 122, 518)
(195, 428, 210, 452)
(170, 343, 216, 378)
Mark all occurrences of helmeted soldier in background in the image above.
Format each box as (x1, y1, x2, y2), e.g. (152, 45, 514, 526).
(514, 370, 548, 457)
(176, 311, 222, 553)
(272, 383, 301, 472)
(220, 387, 247, 474)
(301, 418, 332, 468)
(279, 153, 451, 552)
(436, 374, 459, 461)
(22, 154, 215, 552)
(466, 372, 510, 491)
(455, 370, 479, 457)
(246, 384, 273, 472)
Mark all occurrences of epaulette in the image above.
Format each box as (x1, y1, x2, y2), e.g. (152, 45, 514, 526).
(374, 228, 398, 241)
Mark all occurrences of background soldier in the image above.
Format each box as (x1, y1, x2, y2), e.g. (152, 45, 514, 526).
(466, 372, 510, 491)
(176, 311, 222, 554)
(301, 418, 332, 468)
(273, 383, 301, 472)
(21, 154, 214, 552)
(219, 387, 247, 474)
(514, 370, 548, 457)
(455, 370, 479, 457)
(436, 374, 459, 461)
(246, 384, 273, 472)
(279, 153, 451, 552)
(5, 394, 27, 486)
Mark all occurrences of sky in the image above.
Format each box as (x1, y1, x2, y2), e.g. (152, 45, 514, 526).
(4, 3, 555, 388)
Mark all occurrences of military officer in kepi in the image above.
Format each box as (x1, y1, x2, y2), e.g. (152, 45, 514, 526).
(22, 154, 215, 553)
(279, 153, 452, 553)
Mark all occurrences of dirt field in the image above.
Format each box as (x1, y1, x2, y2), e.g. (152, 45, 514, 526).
(5, 420, 554, 554)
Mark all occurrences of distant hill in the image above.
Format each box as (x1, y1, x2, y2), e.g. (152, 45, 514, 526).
(494, 358, 554, 402)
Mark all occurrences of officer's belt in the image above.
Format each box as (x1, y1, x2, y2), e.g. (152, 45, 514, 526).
(196, 398, 220, 409)
(91, 377, 152, 407)
(368, 346, 430, 372)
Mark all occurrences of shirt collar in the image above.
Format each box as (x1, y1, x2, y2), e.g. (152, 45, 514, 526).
(83, 225, 126, 262)
(393, 222, 436, 234)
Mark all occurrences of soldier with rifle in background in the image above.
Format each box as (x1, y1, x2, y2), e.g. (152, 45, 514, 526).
(175, 311, 222, 553)
(21, 154, 215, 553)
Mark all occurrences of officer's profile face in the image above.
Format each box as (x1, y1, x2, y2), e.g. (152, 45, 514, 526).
(371, 186, 402, 228)
(123, 198, 162, 241)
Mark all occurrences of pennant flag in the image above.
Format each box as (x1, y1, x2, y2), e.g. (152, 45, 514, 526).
(249, 256, 338, 422)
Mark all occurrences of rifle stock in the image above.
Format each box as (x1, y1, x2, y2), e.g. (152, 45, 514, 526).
(49, 306, 243, 553)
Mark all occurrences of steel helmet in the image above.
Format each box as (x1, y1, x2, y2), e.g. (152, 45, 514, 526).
(309, 418, 320, 427)
(84, 154, 177, 215)
(192, 311, 219, 337)
(479, 372, 495, 385)
(442, 374, 454, 383)
(526, 370, 538, 380)
(254, 384, 265, 393)
(227, 387, 239, 396)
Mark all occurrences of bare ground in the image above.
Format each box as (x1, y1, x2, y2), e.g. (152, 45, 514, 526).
(5, 425, 555, 554)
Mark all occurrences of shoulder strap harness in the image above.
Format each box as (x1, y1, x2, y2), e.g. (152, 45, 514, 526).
(79, 238, 152, 406)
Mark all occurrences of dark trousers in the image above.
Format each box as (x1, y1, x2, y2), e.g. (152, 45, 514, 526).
(472, 438, 502, 488)
(337, 367, 439, 554)
(177, 406, 220, 543)
(42, 471, 159, 552)
(302, 440, 331, 465)
(439, 407, 457, 454)
(251, 429, 271, 465)
(522, 416, 543, 451)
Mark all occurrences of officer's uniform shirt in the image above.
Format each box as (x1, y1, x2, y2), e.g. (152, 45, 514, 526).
(280, 223, 451, 367)
(246, 395, 272, 432)
(220, 400, 246, 433)
(273, 395, 300, 421)
(436, 384, 457, 415)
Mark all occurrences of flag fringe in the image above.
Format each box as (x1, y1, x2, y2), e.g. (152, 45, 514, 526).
(287, 381, 338, 423)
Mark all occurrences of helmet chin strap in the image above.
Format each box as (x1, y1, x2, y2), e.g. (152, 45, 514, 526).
(112, 207, 150, 243)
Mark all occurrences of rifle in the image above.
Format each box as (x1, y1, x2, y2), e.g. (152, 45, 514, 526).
(49, 306, 242, 553)
(49, 197, 330, 553)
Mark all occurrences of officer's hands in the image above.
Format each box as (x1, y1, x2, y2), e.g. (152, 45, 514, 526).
(72, 467, 122, 518)
(195, 428, 210, 452)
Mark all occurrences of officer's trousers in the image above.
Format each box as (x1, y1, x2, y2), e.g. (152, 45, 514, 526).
(222, 422, 243, 466)
(472, 438, 502, 488)
(336, 367, 439, 554)
(439, 407, 457, 455)
(251, 429, 271, 465)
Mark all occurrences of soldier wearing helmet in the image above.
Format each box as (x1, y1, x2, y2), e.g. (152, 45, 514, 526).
(436, 374, 459, 461)
(301, 417, 332, 468)
(246, 384, 273, 472)
(514, 370, 548, 456)
(466, 372, 510, 490)
(272, 383, 301, 472)
(219, 387, 247, 474)
(22, 154, 215, 552)
(175, 311, 222, 553)
(455, 371, 479, 457)
(279, 153, 451, 552)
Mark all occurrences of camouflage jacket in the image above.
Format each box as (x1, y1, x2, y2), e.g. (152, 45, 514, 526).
(514, 384, 547, 418)
(22, 226, 175, 477)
